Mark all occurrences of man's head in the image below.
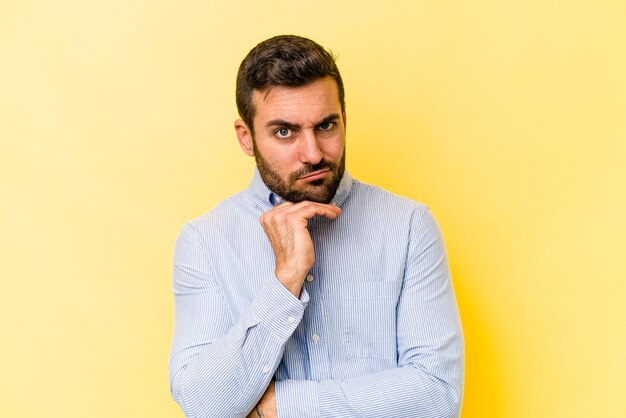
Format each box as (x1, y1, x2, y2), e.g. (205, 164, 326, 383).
(234, 35, 346, 204)
(236, 35, 345, 134)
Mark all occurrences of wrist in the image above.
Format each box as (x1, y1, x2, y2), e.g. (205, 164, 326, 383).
(275, 269, 305, 296)
(255, 406, 265, 418)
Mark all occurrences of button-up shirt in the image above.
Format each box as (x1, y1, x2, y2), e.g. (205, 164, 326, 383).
(169, 169, 464, 417)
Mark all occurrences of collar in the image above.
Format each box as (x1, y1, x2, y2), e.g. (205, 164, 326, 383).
(249, 167, 354, 210)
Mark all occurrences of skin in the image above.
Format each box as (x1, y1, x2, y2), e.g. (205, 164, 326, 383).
(236, 76, 346, 205)
(235, 77, 346, 295)
(235, 77, 346, 417)
(247, 382, 276, 418)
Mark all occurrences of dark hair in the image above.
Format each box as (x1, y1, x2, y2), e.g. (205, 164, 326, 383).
(236, 35, 345, 134)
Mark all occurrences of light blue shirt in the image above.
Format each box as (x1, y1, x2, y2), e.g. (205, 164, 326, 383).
(169, 169, 464, 417)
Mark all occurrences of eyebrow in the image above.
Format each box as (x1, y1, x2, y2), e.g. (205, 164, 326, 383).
(265, 113, 341, 130)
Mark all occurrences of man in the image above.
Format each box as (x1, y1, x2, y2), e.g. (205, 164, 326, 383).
(169, 35, 464, 418)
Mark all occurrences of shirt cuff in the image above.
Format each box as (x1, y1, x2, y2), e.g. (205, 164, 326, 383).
(247, 276, 310, 342)
(275, 379, 320, 418)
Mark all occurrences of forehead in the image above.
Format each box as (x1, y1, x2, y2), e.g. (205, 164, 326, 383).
(252, 77, 341, 127)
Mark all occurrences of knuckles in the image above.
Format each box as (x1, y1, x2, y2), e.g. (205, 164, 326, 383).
(259, 201, 338, 227)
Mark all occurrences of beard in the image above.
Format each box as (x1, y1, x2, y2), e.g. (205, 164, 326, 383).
(254, 146, 346, 204)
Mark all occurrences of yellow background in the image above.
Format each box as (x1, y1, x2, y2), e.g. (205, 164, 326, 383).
(2, 1, 625, 417)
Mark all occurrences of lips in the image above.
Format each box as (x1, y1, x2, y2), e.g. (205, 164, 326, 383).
(299, 169, 330, 182)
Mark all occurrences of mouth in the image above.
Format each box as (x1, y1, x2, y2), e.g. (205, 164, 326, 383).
(298, 169, 331, 182)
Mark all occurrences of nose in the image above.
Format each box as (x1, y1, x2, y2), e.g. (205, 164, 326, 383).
(299, 129, 323, 165)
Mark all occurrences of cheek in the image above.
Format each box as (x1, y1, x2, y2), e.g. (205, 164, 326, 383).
(265, 148, 299, 176)
(324, 137, 345, 159)
(256, 139, 287, 167)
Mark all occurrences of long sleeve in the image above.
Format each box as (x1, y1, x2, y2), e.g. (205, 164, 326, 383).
(274, 208, 464, 417)
(169, 223, 310, 418)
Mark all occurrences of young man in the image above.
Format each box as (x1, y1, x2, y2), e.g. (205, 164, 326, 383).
(169, 35, 464, 418)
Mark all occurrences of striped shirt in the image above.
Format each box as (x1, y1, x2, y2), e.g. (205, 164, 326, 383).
(169, 169, 464, 417)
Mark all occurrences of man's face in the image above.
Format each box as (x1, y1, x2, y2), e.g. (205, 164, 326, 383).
(238, 77, 346, 204)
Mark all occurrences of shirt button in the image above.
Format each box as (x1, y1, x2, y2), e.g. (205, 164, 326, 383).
(312, 333, 320, 343)
(287, 316, 295, 324)
(262, 366, 270, 374)
(306, 274, 314, 282)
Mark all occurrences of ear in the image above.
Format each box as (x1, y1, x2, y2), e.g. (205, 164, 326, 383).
(342, 109, 347, 130)
(234, 119, 254, 157)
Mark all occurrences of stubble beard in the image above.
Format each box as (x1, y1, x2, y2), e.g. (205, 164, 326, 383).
(253, 145, 346, 204)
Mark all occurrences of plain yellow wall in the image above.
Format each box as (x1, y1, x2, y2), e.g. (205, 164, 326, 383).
(2, 1, 625, 417)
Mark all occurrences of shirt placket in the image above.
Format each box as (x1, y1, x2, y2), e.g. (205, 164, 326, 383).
(302, 263, 331, 381)
(304, 218, 332, 380)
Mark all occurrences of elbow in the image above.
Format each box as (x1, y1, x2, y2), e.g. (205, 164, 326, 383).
(170, 365, 250, 418)
(435, 377, 463, 418)
(170, 367, 198, 418)
(442, 389, 463, 418)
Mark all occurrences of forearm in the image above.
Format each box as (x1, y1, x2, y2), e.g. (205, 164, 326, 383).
(170, 221, 309, 418)
(171, 320, 279, 417)
(275, 364, 462, 418)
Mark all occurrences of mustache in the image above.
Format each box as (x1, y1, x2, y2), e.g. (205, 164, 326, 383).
(290, 160, 336, 181)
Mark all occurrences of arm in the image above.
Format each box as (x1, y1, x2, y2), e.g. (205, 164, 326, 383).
(169, 202, 342, 417)
(169, 223, 308, 418)
(273, 207, 464, 418)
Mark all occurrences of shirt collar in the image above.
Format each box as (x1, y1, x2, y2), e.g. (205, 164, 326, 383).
(249, 167, 353, 209)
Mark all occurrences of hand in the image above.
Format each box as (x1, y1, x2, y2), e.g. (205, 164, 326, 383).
(259, 201, 341, 296)
(246, 382, 277, 418)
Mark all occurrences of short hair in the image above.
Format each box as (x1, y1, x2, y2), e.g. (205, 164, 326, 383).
(236, 35, 345, 134)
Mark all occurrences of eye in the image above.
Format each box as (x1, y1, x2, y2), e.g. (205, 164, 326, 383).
(274, 127, 292, 139)
(317, 121, 335, 131)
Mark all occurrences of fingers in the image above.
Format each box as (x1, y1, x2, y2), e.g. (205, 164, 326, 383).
(273, 201, 342, 220)
(258, 201, 340, 295)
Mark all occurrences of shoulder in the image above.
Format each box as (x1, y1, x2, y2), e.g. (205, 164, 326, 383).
(178, 189, 254, 244)
(340, 179, 438, 244)
(351, 181, 447, 255)
(196, 189, 249, 221)
(349, 179, 430, 217)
